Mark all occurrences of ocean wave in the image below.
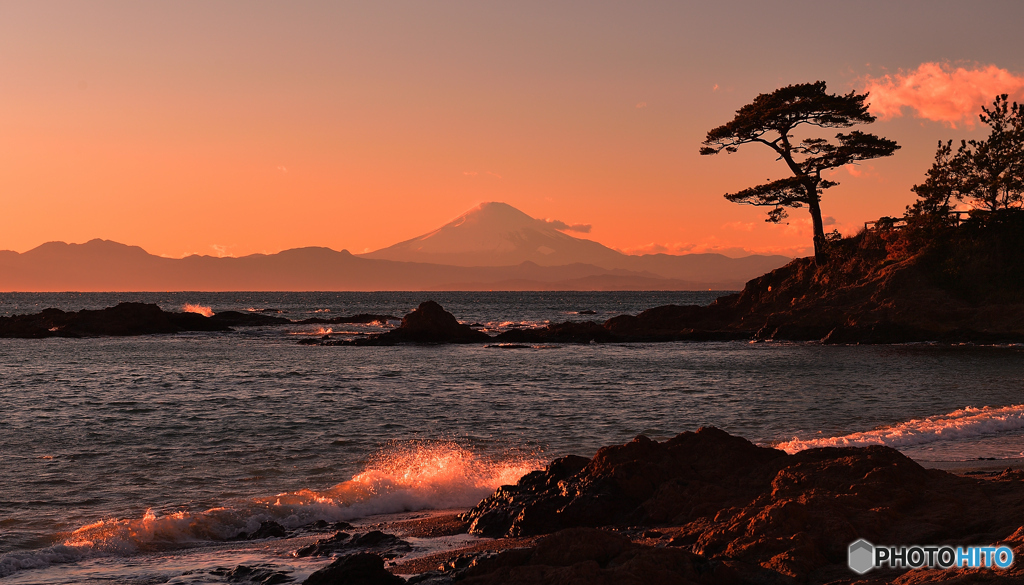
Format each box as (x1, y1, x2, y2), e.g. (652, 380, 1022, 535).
(776, 404, 1024, 454)
(182, 304, 214, 317)
(2, 441, 541, 576)
(0, 545, 100, 578)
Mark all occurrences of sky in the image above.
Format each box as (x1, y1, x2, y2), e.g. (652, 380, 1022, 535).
(2, 1, 1024, 259)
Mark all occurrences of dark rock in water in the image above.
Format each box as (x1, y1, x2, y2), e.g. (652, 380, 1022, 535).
(390, 301, 490, 343)
(0, 302, 232, 338)
(329, 302, 489, 345)
(304, 520, 353, 533)
(236, 520, 289, 540)
(209, 311, 292, 327)
(302, 552, 405, 585)
(577, 309, 597, 315)
(212, 564, 294, 584)
(493, 321, 622, 344)
(297, 314, 399, 325)
(294, 531, 351, 557)
(462, 427, 1024, 582)
(603, 302, 748, 341)
(295, 530, 411, 559)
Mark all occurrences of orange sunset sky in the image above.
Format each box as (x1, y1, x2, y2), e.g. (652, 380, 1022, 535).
(3, 2, 1024, 259)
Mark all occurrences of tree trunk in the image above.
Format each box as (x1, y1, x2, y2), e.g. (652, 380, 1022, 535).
(807, 189, 827, 263)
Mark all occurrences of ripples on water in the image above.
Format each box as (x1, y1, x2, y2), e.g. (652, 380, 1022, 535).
(1, 292, 1023, 581)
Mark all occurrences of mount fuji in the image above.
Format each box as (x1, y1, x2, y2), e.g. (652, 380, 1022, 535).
(360, 202, 625, 267)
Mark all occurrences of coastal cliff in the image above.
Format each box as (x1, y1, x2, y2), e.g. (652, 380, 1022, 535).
(605, 212, 1024, 344)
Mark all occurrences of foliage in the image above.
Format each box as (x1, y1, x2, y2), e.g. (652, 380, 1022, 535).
(701, 81, 899, 262)
(911, 95, 1024, 216)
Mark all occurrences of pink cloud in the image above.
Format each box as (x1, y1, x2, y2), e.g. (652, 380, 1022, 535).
(862, 62, 1024, 127)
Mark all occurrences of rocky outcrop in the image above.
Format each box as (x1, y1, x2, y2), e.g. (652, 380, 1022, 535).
(604, 301, 749, 341)
(0, 302, 231, 338)
(324, 301, 490, 345)
(493, 321, 624, 344)
(0, 304, 398, 338)
(294, 530, 411, 559)
(302, 553, 404, 585)
(463, 428, 786, 538)
(461, 427, 1024, 583)
(387, 301, 490, 343)
(604, 217, 1024, 344)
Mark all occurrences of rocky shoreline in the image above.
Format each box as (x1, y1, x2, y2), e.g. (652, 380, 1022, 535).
(3, 291, 1023, 344)
(197, 428, 1024, 584)
(0, 302, 399, 338)
(7, 218, 1024, 345)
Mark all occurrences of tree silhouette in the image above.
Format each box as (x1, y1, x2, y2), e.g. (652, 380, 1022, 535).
(912, 94, 1024, 216)
(701, 82, 899, 262)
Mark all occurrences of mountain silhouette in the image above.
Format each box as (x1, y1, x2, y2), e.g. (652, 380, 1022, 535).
(361, 202, 790, 282)
(361, 202, 625, 267)
(0, 205, 792, 291)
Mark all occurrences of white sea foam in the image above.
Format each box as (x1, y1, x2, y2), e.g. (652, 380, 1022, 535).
(0, 441, 541, 578)
(776, 404, 1024, 454)
(182, 304, 214, 317)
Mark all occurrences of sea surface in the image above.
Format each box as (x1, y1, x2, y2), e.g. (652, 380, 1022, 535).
(2, 291, 1024, 583)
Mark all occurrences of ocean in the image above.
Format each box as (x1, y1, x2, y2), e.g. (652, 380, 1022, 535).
(2, 291, 1023, 583)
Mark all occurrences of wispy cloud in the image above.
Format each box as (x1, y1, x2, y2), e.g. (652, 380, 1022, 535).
(862, 62, 1024, 126)
(721, 221, 755, 232)
(617, 241, 805, 258)
(636, 102, 647, 109)
(542, 219, 592, 233)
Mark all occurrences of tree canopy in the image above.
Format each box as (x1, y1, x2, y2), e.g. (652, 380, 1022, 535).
(911, 94, 1024, 217)
(701, 81, 899, 261)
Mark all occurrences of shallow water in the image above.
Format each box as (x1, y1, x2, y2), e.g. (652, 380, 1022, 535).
(2, 291, 1023, 582)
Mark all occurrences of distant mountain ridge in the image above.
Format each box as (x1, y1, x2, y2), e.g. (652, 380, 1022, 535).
(360, 201, 790, 281)
(0, 203, 792, 291)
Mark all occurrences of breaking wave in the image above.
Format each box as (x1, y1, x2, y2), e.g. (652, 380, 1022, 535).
(182, 304, 214, 317)
(0, 441, 540, 577)
(776, 404, 1024, 454)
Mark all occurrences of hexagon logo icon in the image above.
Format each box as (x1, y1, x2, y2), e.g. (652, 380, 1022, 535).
(848, 539, 874, 574)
